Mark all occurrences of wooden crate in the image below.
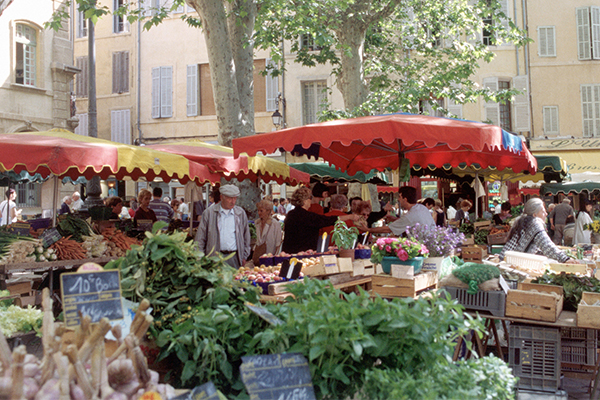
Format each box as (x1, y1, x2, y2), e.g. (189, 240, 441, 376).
(548, 263, 589, 275)
(505, 283, 564, 322)
(474, 220, 492, 230)
(6, 280, 32, 296)
(577, 292, 600, 329)
(301, 255, 339, 277)
(461, 246, 487, 262)
(371, 271, 437, 298)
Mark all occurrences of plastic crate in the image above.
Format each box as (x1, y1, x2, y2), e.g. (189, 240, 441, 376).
(440, 287, 506, 317)
(560, 327, 597, 366)
(509, 324, 561, 392)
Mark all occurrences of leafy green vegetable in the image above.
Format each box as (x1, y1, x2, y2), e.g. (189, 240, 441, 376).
(532, 271, 600, 311)
(452, 263, 500, 295)
(57, 215, 93, 242)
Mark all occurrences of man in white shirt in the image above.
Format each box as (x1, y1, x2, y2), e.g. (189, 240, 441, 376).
(364, 186, 435, 236)
(71, 192, 84, 212)
(493, 200, 501, 214)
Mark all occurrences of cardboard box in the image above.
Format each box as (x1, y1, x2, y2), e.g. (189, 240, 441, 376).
(352, 259, 374, 276)
(505, 283, 564, 322)
(6, 280, 32, 296)
(371, 271, 437, 298)
(577, 292, 600, 329)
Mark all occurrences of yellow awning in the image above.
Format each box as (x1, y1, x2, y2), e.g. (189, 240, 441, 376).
(532, 150, 600, 174)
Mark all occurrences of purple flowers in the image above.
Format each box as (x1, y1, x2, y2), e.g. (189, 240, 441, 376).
(406, 223, 465, 258)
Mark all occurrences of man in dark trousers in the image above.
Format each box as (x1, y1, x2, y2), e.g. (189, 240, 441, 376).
(550, 198, 575, 245)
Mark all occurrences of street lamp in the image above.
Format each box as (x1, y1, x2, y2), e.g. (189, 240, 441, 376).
(271, 92, 286, 130)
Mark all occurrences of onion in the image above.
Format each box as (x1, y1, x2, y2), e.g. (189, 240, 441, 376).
(107, 358, 136, 388)
(34, 379, 59, 400)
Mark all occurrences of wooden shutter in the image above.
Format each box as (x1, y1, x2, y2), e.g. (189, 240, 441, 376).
(111, 110, 131, 144)
(581, 84, 594, 137)
(592, 6, 600, 60)
(577, 7, 591, 60)
(74, 113, 88, 136)
(265, 59, 279, 112)
(186, 64, 198, 116)
(151, 67, 161, 118)
(512, 75, 530, 132)
(112, 52, 120, 93)
(122, 52, 129, 92)
(483, 77, 500, 126)
(538, 26, 556, 57)
(160, 66, 173, 118)
(76, 57, 88, 98)
(543, 106, 559, 135)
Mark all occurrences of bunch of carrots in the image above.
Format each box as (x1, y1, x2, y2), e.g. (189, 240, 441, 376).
(50, 236, 87, 260)
(100, 227, 141, 250)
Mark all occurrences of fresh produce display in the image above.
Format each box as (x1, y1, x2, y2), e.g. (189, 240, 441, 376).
(56, 214, 93, 242)
(105, 224, 263, 392)
(32, 245, 57, 262)
(474, 228, 490, 245)
(49, 236, 87, 260)
(452, 263, 501, 294)
(0, 291, 42, 337)
(81, 234, 108, 258)
(0, 288, 175, 400)
(101, 227, 141, 257)
(235, 265, 287, 283)
(0, 232, 40, 264)
(532, 271, 600, 311)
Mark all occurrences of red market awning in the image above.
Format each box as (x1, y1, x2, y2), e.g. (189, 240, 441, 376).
(147, 141, 309, 186)
(0, 129, 219, 184)
(233, 113, 537, 177)
(377, 186, 398, 193)
(519, 188, 541, 196)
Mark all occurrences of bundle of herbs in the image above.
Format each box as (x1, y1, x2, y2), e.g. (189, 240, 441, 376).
(105, 222, 264, 393)
(532, 271, 600, 311)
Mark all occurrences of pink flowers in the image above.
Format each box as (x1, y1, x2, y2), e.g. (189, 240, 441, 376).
(371, 237, 429, 265)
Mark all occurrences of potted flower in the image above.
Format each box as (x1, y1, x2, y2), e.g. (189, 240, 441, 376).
(370, 237, 429, 274)
(584, 220, 600, 244)
(331, 219, 360, 260)
(406, 223, 465, 274)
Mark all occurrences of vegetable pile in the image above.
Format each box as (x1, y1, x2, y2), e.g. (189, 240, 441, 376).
(0, 291, 42, 337)
(0, 288, 175, 400)
(108, 225, 517, 399)
(452, 262, 500, 294)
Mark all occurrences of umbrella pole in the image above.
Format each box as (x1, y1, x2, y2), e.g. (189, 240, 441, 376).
(52, 176, 59, 228)
(475, 172, 479, 219)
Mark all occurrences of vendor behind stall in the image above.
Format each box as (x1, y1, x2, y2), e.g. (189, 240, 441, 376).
(106, 196, 124, 219)
(498, 198, 578, 263)
(134, 189, 157, 224)
(282, 187, 357, 254)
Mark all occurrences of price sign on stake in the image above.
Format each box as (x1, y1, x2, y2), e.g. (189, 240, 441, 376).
(279, 257, 302, 280)
(41, 227, 62, 248)
(240, 353, 316, 400)
(60, 270, 124, 327)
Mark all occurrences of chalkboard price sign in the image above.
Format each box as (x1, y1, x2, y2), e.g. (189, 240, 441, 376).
(41, 228, 63, 248)
(60, 270, 124, 327)
(240, 353, 316, 400)
(171, 381, 221, 400)
(8, 222, 31, 237)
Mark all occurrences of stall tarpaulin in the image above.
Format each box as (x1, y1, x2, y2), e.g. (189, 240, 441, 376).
(288, 161, 388, 184)
(147, 141, 309, 186)
(540, 181, 600, 196)
(232, 113, 537, 176)
(0, 129, 219, 184)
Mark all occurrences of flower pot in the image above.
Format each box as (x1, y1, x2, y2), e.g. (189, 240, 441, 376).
(380, 256, 424, 274)
(338, 248, 355, 261)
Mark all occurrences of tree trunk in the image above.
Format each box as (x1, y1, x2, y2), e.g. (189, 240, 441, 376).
(192, 0, 246, 146)
(226, 0, 256, 138)
(335, 21, 369, 110)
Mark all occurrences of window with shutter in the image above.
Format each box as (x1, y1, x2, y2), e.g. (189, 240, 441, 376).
(186, 64, 199, 117)
(15, 24, 37, 87)
(112, 51, 129, 94)
(592, 6, 600, 60)
(265, 59, 279, 112)
(482, 77, 500, 126)
(581, 84, 600, 137)
(577, 7, 592, 60)
(77, 10, 87, 38)
(302, 81, 327, 125)
(538, 26, 556, 57)
(76, 57, 88, 98)
(113, 0, 129, 33)
(151, 66, 173, 118)
(111, 110, 131, 144)
(512, 75, 530, 132)
(74, 113, 88, 136)
(543, 106, 559, 135)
